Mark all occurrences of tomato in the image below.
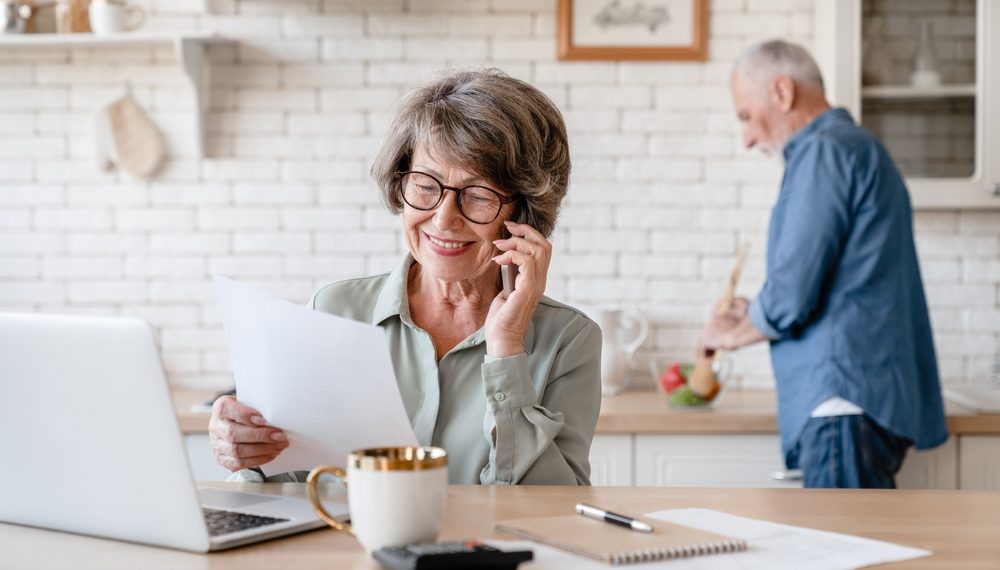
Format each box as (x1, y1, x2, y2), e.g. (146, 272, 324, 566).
(659, 362, 686, 394)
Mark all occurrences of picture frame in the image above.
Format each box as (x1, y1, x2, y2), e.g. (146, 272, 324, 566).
(557, 0, 709, 61)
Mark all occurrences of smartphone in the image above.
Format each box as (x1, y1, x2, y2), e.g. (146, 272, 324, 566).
(499, 207, 525, 296)
(501, 264, 518, 296)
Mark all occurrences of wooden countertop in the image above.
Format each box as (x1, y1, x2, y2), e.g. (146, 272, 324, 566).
(173, 388, 1000, 436)
(2, 483, 998, 568)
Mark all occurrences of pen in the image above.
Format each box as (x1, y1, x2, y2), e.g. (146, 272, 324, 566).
(575, 503, 653, 533)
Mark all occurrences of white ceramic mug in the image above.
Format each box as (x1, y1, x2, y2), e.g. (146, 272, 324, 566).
(306, 446, 448, 554)
(88, 0, 146, 35)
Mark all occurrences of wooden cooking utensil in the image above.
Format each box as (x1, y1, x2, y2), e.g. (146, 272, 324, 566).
(689, 242, 750, 399)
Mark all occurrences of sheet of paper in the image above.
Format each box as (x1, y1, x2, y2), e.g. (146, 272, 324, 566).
(643, 508, 931, 570)
(488, 507, 931, 570)
(213, 276, 418, 474)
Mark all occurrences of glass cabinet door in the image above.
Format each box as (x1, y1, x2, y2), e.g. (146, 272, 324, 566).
(815, 0, 1000, 208)
(860, 0, 976, 180)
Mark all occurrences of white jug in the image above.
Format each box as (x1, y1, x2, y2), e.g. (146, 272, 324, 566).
(582, 308, 649, 396)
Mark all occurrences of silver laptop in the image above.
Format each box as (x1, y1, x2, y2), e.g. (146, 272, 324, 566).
(0, 312, 344, 552)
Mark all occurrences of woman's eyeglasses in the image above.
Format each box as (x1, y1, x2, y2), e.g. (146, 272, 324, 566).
(396, 171, 517, 225)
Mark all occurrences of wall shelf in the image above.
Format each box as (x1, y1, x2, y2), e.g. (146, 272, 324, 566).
(861, 84, 977, 99)
(0, 32, 227, 158)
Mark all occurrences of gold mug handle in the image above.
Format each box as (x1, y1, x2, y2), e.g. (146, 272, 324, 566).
(306, 465, 353, 535)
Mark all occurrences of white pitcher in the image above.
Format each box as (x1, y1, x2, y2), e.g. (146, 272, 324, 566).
(582, 307, 649, 396)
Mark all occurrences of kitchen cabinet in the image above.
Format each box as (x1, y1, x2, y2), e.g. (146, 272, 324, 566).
(896, 437, 958, 489)
(814, 0, 1000, 208)
(634, 434, 800, 488)
(0, 32, 224, 157)
(588, 434, 633, 486)
(959, 435, 1000, 490)
(591, 434, 959, 489)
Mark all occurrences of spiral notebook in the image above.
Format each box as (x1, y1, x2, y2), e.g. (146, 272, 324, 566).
(495, 514, 747, 565)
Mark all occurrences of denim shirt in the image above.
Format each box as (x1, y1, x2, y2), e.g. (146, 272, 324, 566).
(747, 108, 948, 464)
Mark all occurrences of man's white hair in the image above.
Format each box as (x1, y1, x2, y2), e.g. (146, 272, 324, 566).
(733, 39, 825, 91)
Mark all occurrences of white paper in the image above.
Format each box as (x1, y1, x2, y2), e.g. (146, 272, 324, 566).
(213, 276, 418, 474)
(488, 508, 931, 570)
(643, 508, 931, 570)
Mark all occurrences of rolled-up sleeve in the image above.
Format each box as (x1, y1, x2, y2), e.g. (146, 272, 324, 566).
(478, 320, 602, 485)
(754, 138, 853, 341)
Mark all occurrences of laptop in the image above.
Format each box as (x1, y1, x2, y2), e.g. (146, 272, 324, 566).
(0, 312, 344, 552)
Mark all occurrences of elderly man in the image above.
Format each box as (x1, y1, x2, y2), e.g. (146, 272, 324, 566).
(701, 40, 948, 488)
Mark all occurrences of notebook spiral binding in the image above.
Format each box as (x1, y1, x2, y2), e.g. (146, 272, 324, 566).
(611, 539, 748, 565)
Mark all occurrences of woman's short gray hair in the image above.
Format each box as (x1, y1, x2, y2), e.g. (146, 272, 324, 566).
(371, 68, 570, 238)
(733, 39, 825, 92)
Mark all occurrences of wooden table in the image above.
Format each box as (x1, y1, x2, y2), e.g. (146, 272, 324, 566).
(2, 484, 998, 568)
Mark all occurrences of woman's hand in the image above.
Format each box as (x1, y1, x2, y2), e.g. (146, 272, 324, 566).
(486, 220, 551, 357)
(209, 396, 288, 472)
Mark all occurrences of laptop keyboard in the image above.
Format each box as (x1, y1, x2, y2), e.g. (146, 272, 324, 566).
(202, 508, 289, 536)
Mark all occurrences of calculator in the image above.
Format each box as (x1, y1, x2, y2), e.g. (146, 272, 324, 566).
(373, 540, 533, 570)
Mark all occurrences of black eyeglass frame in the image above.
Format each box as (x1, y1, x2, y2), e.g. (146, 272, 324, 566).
(395, 170, 519, 225)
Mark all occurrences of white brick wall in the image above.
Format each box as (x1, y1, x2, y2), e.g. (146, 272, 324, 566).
(1, 0, 997, 390)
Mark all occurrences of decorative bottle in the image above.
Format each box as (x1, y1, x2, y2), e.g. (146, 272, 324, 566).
(911, 20, 941, 87)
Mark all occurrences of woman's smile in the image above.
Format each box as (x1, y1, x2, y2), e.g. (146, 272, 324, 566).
(423, 231, 475, 256)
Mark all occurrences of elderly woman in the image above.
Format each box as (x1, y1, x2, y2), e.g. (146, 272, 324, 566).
(209, 69, 602, 485)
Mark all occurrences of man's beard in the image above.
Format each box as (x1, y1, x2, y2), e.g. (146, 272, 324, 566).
(755, 119, 795, 162)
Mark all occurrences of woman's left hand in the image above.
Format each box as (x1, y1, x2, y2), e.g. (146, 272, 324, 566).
(486, 220, 551, 357)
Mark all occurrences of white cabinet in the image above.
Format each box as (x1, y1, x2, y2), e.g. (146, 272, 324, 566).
(896, 437, 958, 490)
(634, 435, 800, 488)
(959, 436, 1000, 490)
(815, 0, 1000, 208)
(589, 434, 633, 486)
(591, 433, 961, 489)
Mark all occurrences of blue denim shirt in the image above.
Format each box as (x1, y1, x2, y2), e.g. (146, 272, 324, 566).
(748, 108, 948, 465)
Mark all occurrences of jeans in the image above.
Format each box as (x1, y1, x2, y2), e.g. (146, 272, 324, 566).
(797, 414, 912, 488)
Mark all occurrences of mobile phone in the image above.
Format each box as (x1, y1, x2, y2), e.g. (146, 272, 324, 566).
(501, 264, 518, 296)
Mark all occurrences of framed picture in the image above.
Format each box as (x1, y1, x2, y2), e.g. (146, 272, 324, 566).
(557, 0, 709, 61)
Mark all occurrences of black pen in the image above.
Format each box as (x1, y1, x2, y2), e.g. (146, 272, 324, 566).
(575, 503, 653, 533)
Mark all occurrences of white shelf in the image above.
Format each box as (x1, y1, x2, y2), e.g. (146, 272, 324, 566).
(0, 31, 217, 46)
(861, 84, 976, 99)
(0, 32, 226, 158)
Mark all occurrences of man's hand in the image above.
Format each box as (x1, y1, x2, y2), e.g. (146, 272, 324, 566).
(700, 297, 765, 353)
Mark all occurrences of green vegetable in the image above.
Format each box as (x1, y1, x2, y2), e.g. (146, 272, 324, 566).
(668, 386, 708, 407)
(679, 363, 695, 380)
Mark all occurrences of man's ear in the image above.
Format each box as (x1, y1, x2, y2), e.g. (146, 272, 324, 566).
(771, 75, 796, 112)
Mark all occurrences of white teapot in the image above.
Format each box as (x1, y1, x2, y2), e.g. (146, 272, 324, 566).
(581, 307, 649, 396)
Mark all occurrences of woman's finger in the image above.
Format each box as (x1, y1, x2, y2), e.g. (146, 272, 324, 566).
(492, 237, 546, 262)
(215, 440, 287, 459)
(215, 451, 283, 472)
(213, 418, 287, 444)
(503, 220, 548, 245)
(213, 395, 266, 426)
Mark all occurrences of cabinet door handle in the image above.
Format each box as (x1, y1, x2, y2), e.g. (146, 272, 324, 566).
(771, 469, 803, 481)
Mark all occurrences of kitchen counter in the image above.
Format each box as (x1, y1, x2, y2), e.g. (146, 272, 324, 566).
(173, 388, 1000, 435)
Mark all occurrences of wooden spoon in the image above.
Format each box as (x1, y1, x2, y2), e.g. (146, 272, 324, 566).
(689, 242, 749, 399)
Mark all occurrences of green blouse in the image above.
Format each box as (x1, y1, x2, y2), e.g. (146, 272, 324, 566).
(231, 255, 602, 485)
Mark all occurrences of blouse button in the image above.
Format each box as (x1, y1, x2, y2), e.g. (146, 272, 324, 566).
(494, 392, 505, 402)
